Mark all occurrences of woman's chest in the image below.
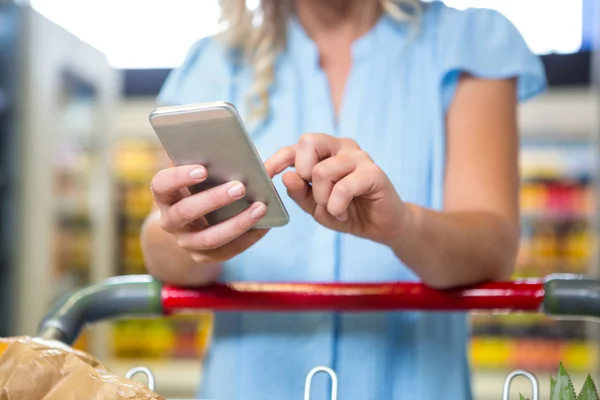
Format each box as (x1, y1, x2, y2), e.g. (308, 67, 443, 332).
(248, 56, 441, 206)
(220, 51, 445, 281)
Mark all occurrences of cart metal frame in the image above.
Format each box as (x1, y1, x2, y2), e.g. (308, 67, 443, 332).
(35, 273, 600, 399)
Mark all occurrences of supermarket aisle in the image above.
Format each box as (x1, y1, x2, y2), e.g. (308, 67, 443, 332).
(0, 1, 598, 398)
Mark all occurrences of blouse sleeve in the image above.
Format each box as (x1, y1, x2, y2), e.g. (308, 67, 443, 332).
(437, 6, 548, 109)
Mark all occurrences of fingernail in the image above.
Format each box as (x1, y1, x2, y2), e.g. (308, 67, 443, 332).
(227, 182, 245, 198)
(251, 203, 267, 220)
(189, 167, 206, 180)
(336, 211, 348, 222)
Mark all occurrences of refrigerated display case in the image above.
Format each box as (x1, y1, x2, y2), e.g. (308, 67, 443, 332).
(2, 4, 120, 359)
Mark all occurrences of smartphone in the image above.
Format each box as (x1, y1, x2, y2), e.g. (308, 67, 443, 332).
(149, 101, 289, 229)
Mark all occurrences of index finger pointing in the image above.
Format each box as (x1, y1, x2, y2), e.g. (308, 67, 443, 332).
(298, 133, 343, 158)
(296, 133, 347, 181)
(151, 165, 207, 203)
(264, 145, 296, 178)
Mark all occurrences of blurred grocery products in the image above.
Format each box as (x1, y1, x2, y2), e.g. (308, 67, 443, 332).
(471, 142, 597, 372)
(111, 140, 213, 360)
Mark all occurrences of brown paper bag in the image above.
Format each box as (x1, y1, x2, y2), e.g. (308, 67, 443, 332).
(0, 337, 165, 400)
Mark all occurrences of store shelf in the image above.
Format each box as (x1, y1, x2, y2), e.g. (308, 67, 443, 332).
(113, 89, 599, 144)
(473, 323, 588, 340)
(471, 140, 597, 373)
(519, 88, 599, 142)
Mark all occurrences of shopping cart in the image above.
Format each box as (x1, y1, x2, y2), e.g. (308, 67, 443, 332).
(35, 273, 600, 399)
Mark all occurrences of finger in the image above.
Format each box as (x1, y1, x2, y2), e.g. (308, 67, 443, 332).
(312, 151, 367, 206)
(264, 145, 296, 178)
(162, 180, 247, 231)
(282, 171, 316, 215)
(327, 167, 378, 221)
(295, 133, 344, 181)
(151, 165, 207, 205)
(175, 202, 268, 251)
(188, 227, 269, 263)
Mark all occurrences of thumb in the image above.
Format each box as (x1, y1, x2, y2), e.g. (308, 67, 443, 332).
(282, 171, 316, 215)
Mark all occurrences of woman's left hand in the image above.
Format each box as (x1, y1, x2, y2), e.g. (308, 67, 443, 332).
(265, 133, 412, 247)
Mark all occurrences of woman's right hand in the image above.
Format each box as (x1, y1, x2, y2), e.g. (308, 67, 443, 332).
(150, 164, 270, 265)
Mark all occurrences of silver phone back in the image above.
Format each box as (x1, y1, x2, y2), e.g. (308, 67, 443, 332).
(149, 102, 289, 229)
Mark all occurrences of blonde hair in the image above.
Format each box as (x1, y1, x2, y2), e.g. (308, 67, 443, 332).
(218, 0, 421, 121)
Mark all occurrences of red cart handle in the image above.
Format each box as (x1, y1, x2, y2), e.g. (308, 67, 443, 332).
(38, 274, 599, 345)
(162, 280, 545, 313)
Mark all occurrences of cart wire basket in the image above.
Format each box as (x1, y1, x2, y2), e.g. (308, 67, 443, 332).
(36, 273, 600, 399)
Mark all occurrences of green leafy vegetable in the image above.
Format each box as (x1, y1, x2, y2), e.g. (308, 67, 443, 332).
(517, 363, 599, 400)
(577, 375, 599, 400)
(551, 362, 577, 400)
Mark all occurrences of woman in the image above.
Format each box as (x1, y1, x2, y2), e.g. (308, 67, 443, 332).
(141, 0, 546, 398)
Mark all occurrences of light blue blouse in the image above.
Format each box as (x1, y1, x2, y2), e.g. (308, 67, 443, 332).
(158, 3, 546, 399)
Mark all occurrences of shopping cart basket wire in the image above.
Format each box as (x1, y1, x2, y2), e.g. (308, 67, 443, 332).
(503, 370, 539, 400)
(304, 367, 338, 400)
(125, 366, 156, 392)
(118, 361, 538, 400)
(118, 364, 338, 400)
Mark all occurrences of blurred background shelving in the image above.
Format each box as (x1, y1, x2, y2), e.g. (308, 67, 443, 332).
(471, 145, 598, 376)
(472, 140, 598, 374)
(111, 139, 213, 361)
